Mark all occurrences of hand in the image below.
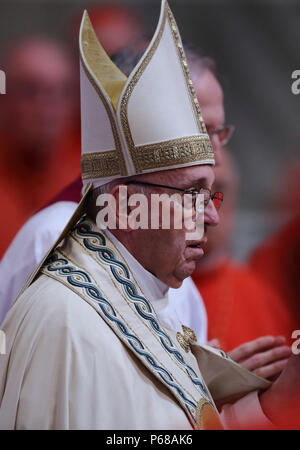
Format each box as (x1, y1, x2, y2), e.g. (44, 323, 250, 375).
(228, 336, 291, 380)
(259, 354, 300, 428)
(207, 338, 221, 349)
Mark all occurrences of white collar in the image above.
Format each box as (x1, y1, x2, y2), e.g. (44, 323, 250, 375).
(106, 230, 169, 314)
(105, 231, 187, 335)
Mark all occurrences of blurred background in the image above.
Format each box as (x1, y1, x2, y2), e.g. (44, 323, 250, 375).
(0, 0, 299, 261)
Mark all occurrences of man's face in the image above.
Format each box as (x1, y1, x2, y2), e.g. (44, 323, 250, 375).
(202, 147, 239, 256)
(193, 69, 225, 166)
(113, 68, 224, 287)
(3, 41, 75, 153)
(127, 164, 219, 288)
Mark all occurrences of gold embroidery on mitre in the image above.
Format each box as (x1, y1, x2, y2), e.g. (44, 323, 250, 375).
(80, 10, 127, 111)
(81, 150, 121, 179)
(132, 136, 213, 172)
(167, 7, 208, 136)
(176, 324, 197, 353)
(119, 1, 214, 174)
(79, 14, 127, 178)
(119, 2, 168, 173)
(196, 398, 224, 430)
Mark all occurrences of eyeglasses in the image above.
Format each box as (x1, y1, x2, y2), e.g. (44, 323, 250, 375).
(125, 181, 223, 210)
(206, 124, 235, 147)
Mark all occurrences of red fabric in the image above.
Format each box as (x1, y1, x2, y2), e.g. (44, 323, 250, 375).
(250, 215, 300, 328)
(192, 260, 296, 352)
(0, 129, 81, 258)
(44, 175, 82, 208)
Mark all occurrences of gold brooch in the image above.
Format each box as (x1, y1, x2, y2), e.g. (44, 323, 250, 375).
(176, 325, 197, 352)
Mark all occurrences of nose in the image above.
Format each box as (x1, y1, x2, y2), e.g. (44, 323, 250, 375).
(204, 199, 219, 227)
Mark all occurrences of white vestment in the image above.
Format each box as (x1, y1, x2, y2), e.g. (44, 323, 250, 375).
(0, 202, 207, 342)
(0, 217, 271, 429)
(0, 202, 78, 324)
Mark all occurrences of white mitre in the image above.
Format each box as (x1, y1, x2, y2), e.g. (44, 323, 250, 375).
(19, 0, 215, 293)
(79, 0, 214, 189)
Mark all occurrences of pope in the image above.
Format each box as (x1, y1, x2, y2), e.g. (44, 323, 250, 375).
(0, 0, 299, 430)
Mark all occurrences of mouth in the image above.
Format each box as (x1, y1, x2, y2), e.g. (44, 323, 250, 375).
(186, 237, 207, 260)
(186, 237, 207, 248)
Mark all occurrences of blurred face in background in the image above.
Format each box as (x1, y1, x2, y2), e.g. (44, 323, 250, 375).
(71, 4, 146, 56)
(199, 147, 239, 259)
(192, 68, 225, 166)
(2, 38, 75, 158)
(189, 65, 238, 262)
(91, 7, 144, 55)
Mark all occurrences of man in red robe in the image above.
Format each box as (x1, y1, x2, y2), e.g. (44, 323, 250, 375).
(0, 37, 80, 258)
(192, 147, 296, 360)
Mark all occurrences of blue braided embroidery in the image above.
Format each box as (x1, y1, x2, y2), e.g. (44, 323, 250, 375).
(45, 254, 197, 413)
(72, 221, 210, 400)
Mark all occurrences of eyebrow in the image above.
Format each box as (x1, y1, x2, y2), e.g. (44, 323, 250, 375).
(182, 177, 214, 189)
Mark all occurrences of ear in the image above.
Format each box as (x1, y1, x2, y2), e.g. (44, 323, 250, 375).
(110, 184, 137, 232)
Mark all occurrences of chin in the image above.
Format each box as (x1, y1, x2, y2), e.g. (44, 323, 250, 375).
(185, 261, 197, 275)
(168, 278, 184, 289)
(172, 265, 196, 287)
